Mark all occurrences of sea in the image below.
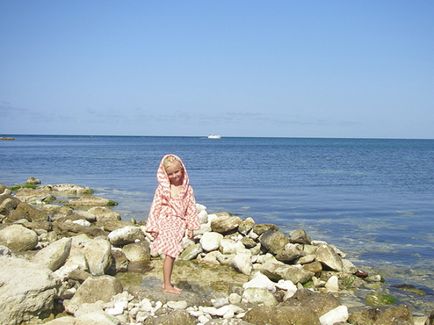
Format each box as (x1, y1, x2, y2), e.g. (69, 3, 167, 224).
(1, 135, 433, 311)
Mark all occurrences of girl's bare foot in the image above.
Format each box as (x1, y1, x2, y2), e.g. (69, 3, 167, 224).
(163, 285, 182, 294)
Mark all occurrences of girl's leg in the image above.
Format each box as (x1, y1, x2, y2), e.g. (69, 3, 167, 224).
(163, 255, 182, 294)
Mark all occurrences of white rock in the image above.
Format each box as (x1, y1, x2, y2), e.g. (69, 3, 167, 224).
(200, 232, 223, 252)
(197, 209, 208, 224)
(319, 305, 348, 325)
(243, 271, 276, 292)
(139, 298, 153, 312)
(242, 288, 277, 306)
(277, 279, 298, 299)
(198, 315, 210, 324)
(220, 238, 245, 254)
(229, 293, 242, 304)
(215, 304, 244, 318)
(207, 213, 220, 224)
(72, 219, 91, 227)
(325, 275, 339, 292)
(200, 306, 218, 315)
(166, 300, 188, 310)
(211, 297, 229, 307)
(232, 252, 252, 275)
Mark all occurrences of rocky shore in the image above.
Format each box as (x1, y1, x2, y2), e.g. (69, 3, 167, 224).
(0, 177, 432, 325)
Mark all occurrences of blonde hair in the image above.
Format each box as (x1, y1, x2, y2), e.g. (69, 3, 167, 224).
(163, 155, 181, 170)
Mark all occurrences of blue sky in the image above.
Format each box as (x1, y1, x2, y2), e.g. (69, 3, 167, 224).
(1, 1, 433, 138)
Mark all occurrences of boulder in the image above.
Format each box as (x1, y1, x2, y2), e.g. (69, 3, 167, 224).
(211, 215, 242, 234)
(289, 229, 311, 244)
(0, 224, 38, 251)
(252, 223, 278, 236)
(108, 226, 146, 246)
(0, 256, 58, 325)
(319, 305, 349, 325)
(200, 232, 223, 252)
(242, 288, 278, 306)
(0, 196, 19, 215)
(7, 201, 48, 222)
(315, 244, 343, 271)
(259, 230, 289, 255)
(33, 237, 72, 271)
(109, 249, 129, 273)
(282, 289, 341, 317)
(244, 305, 320, 325)
(122, 242, 151, 264)
(275, 243, 303, 263)
(89, 206, 121, 223)
(238, 217, 255, 235)
(84, 238, 112, 275)
(65, 275, 123, 314)
(144, 310, 196, 325)
(348, 305, 413, 325)
(232, 251, 253, 275)
(243, 271, 276, 292)
(179, 243, 203, 260)
(220, 238, 246, 254)
(259, 262, 313, 284)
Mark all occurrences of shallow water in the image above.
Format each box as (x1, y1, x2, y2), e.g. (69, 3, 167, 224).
(1, 135, 433, 312)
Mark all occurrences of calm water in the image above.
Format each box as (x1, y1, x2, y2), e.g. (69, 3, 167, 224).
(1, 135, 433, 307)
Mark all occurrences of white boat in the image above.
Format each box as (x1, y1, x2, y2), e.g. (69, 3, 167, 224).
(207, 134, 222, 139)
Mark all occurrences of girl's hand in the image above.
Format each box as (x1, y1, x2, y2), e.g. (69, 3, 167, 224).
(187, 229, 194, 239)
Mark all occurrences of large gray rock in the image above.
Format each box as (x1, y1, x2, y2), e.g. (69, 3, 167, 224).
(84, 238, 112, 275)
(315, 244, 343, 271)
(0, 196, 19, 215)
(7, 201, 48, 222)
(275, 243, 304, 263)
(244, 305, 320, 325)
(211, 215, 242, 234)
(0, 224, 38, 251)
(252, 224, 278, 236)
(259, 230, 290, 255)
(238, 217, 255, 235)
(200, 232, 223, 252)
(0, 256, 58, 325)
(65, 275, 123, 314)
(33, 237, 72, 271)
(122, 242, 151, 264)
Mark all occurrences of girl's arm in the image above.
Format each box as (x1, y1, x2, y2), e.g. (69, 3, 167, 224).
(146, 185, 163, 234)
(185, 186, 200, 232)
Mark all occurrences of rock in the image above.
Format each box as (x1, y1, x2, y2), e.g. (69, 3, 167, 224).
(43, 316, 77, 324)
(238, 217, 255, 235)
(283, 289, 341, 317)
(0, 224, 38, 251)
(342, 258, 358, 273)
(108, 226, 145, 246)
(0, 256, 58, 325)
(348, 305, 413, 325)
(7, 201, 48, 222)
(0, 244, 12, 256)
(211, 215, 242, 234)
(26, 177, 41, 185)
(243, 271, 276, 292)
(325, 275, 339, 292)
(144, 310, 196, 325)
(252, 223, 278, 236)
(65, 275, 123, 314)
(319, 305, 348, 325)
(200, 232, 224, 252)
(179, 243, 202, 260)
(109, 249, 129, 273)
(197, 209, 208, 224)
(122, 242, 151, 264)
(244, 305, 320, 325)
(289, 229, 311, 244)
(88, 206, 121, 222)
(315, 244, 343, 271)
(53, 218, 108, 238)
(33, 237, 72, 271)
(242, 287, 278, 306)
(220, 238, 246, 254)
(72, 219, 91, 227)
(167, 300, 188, 310)
(229, 292, 242, 304)
(77, 311, 121, 325)
(232, 252, 253, 275)
(45, 184, 92, 195)
(206, 319, 253, 325)
(275, 243, 304, 263)
(241, 236, 257, 248)
(259, 263, 314, 284)
(260, 230, 290, 255)
(298, 254, 316, 264)
(302, 261, 323, 274)
(0, 196, 19, 215)
(84, 237, 112, 275)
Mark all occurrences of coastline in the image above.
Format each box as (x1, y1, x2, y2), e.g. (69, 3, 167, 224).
(0, 178, 432, 324)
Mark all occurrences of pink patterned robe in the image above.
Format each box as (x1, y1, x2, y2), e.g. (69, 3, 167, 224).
(146, 154, 199, 258)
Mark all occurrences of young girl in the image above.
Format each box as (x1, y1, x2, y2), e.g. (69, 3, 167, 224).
(146, 154, 199, 294)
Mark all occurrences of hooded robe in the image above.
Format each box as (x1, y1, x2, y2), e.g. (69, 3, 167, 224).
(146, 154, 199, 258)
